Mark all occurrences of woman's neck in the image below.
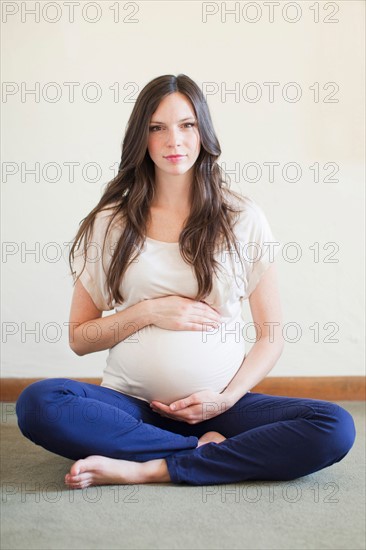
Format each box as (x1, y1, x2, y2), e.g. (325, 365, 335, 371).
(152, 170, 193, 212)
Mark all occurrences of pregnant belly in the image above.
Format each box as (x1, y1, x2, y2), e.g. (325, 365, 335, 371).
(102, 321, 246, 404)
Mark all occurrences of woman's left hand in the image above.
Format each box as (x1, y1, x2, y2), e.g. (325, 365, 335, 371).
(150, 390, 234, 424)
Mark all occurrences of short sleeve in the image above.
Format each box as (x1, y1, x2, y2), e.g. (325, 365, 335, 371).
(71, 207, 121, 311)
(233, 198, 282, 300)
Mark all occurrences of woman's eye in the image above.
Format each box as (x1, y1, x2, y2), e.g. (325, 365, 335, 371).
(149, 123, 196, 132)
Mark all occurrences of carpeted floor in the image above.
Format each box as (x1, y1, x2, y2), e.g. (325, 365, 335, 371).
(1, 401, 365, 550)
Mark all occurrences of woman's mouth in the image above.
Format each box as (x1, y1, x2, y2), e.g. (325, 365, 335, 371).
(164, 155, 187, 163)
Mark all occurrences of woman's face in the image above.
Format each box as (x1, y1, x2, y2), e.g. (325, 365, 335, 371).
(147, 92, 201, 177)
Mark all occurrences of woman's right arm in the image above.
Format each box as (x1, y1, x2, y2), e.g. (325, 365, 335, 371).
(69, 279, 152, 356)
(69, 280, 222, 356)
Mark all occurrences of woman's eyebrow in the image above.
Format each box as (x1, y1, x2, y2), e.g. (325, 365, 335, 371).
(149, 117, 196, 124)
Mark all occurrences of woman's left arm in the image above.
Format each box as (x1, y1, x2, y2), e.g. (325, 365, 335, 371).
(221, 262, 285, 407)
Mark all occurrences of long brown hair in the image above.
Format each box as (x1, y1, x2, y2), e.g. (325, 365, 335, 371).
(68, 73, 246, 306)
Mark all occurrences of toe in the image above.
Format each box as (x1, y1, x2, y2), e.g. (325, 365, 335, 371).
(70, 459, 85, 476)
(65, 473, 92, 489)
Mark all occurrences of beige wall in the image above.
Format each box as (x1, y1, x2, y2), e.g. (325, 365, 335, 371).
(2, 1, 364, 377)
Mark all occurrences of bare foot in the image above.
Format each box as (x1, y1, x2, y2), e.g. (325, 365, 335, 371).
(65, 433, 227, 489)
(197, 431, 227, 448)
(64, 455, 170, 489)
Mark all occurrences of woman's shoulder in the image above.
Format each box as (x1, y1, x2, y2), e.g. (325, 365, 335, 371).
(95, 201, 123, 221)
(84, 202, 125, 250)
(222, 188, 264, 220)
(93, 202, 125, 231)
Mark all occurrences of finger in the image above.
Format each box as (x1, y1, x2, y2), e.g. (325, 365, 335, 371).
(169, 397, 198, 411)
(192, 310, 222, 323)
(189, 313, 222, 326)
(151, 402, 171, 413)
(186, 316, 219, 326)
(194, 302, 222, 319)
(185, 322, 221, 332)
(151, 406, 165, 415)
(150, 401, 166, 409)
(169, 399, 187, 411)
(158, 412, 185, 422)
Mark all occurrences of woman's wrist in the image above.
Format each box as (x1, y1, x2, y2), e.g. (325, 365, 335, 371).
(219, 389, 239, 409)
(139, 299, 156, 326)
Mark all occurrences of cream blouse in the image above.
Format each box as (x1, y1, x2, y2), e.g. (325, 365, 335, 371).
(71, 194, 281, 404)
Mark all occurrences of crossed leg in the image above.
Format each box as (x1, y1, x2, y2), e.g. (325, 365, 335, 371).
(16, 378, 356, 488)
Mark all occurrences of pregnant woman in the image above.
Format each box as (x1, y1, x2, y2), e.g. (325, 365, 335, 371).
(16, 74, 356, 488)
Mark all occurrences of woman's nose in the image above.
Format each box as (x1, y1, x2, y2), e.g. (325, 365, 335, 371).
(166, 127, 181, 146)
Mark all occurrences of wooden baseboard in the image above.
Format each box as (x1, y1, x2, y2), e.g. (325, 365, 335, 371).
(0, 376, 365, 402)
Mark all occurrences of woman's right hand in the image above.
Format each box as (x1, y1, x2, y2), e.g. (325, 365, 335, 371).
(145, 295, 223, 331)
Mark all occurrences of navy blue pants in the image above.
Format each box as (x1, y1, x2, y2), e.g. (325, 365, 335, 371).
(15, 378, 356, 486)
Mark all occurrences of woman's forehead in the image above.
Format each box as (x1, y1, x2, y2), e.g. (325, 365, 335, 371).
(151, 93, 195, 119)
